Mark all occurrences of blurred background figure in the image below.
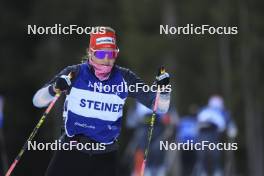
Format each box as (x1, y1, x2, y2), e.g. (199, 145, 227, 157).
(195, 95, 237, 176)
(0, 96, 8, 175)
(176, 104, 199, 176)
(123, 101, 176, 176)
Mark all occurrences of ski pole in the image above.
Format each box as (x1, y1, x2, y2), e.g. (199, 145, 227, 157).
(5, 72, 73, 176)
(5, 92, 61, 176)
(140, 67, 166, 176)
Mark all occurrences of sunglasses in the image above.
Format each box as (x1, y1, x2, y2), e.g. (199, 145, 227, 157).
(91, 49, 119, 59)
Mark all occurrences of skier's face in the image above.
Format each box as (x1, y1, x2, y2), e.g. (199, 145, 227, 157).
(90, 48, 117, 66)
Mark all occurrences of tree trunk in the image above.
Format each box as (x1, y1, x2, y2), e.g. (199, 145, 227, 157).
(239, 1, 264, 176)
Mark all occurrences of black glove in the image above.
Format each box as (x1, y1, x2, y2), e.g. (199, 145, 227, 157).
(54, 75, 71, 92)
(156, 66, 170, 86)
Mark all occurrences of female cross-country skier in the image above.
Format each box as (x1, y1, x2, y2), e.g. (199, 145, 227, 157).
(32, 26, 171, 176)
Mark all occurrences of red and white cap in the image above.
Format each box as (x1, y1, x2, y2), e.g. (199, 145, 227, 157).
(89, 28, 117, 50)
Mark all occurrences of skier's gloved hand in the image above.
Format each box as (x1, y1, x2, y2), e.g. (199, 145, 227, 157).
(53, 75, 71, 92)
(156, 66, 170, 87)
(155, 66, 171, 114)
